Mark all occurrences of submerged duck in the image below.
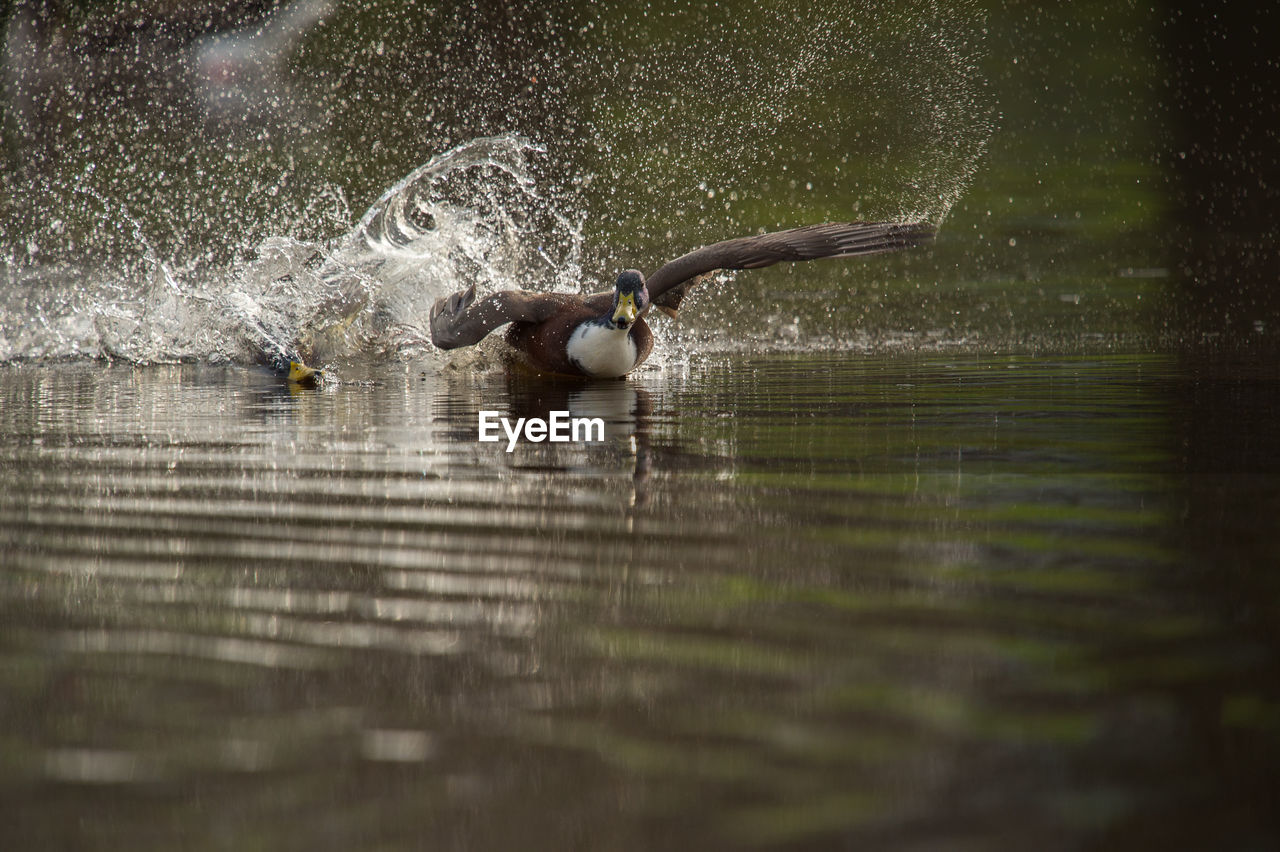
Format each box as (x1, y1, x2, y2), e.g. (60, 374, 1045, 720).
(429, 220, 935, 378)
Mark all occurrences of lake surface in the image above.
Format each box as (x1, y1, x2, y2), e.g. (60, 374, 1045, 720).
(3, 352, 1277, 849)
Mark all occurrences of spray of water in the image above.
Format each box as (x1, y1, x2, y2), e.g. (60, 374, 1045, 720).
(0, 136, 580, 367)
(0, 1, 992, 368)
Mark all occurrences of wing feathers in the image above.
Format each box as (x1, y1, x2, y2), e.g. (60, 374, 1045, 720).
(647, 221, 935, 303)
(429, 285, 568, 350)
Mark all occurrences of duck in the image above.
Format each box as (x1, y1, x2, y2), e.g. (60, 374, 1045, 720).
(428, 220, 935, 378)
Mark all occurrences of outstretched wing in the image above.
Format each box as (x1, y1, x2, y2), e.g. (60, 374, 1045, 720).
(429, 285, 573, 350)
(645, 221, 936, 314)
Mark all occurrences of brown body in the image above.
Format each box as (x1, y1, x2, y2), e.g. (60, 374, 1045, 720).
(504, 292, 655, 377)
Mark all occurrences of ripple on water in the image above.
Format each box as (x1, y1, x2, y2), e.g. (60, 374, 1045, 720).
(1, 354, 1275, 849)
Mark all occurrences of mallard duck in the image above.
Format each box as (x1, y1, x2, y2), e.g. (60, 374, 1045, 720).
(429, 220, 935, 378)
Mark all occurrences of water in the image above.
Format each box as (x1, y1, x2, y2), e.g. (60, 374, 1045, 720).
(0, 135, 581, 366)
(1, 353, 1276, 848)
(1, 0, 993, 369)
(4, 0, 1280, 847)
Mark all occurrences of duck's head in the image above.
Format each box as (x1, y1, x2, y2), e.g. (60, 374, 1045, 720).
(610, 269, 650, 330)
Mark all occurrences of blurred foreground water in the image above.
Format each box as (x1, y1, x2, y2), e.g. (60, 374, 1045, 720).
(2, 353, 1278, 849)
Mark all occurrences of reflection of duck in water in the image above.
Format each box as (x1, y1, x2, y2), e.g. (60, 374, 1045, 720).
(428, 221, 934, 379)
(501, 372, 655, 509)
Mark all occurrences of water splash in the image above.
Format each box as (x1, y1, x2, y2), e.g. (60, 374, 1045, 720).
(324, 135, 585, 360)
(0, 1, 992, 367)
(0, 135, 582, 367)
(570, 0, 992, 263)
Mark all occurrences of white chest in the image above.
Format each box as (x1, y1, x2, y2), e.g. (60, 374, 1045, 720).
(566, 323, 638, 378)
